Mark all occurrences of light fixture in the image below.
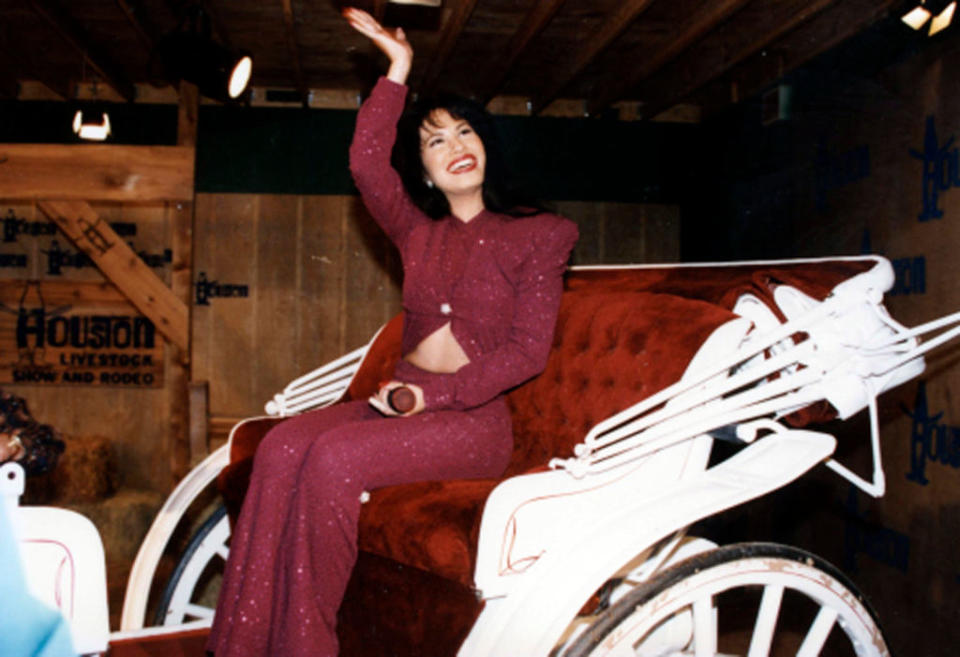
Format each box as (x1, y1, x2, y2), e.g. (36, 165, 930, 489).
(929, 1, 956, 34)
(901, 0, 956, 35)
(72, 109, 111, 141)
(156, 5, 253, 101)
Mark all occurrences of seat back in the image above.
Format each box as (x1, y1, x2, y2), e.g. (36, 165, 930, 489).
(2, 462, 110, 656)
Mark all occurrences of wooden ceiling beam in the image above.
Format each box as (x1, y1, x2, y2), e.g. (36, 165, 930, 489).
(477, 0, 567, 104)
(28, 0, 137, 102)
(704, 0, 902, 117)
(198, 0, 235, 51)
(0, 42, 71, 100)
(115, 0, 160, 50)
(638, 0, 837, 120)
(529, 0, 656, 115)
(417, 0, 480, 96)
(585, 0, 752, 116)
(281, 0, 309, 107)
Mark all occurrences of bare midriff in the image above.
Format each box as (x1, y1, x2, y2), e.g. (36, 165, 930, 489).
(403, 322, 471, 374)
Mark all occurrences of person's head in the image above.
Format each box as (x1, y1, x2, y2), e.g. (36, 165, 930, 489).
(394, 93, 542, 219)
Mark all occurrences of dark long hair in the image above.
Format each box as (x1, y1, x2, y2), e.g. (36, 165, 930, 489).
(392, 93, 547, 220)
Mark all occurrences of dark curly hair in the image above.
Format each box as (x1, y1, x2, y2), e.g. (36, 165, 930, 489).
(1, 390, 64, 476)
(392, 93, 547, 220)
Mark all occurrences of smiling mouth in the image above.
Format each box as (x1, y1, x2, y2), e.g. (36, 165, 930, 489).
(447, 155, 477, 174)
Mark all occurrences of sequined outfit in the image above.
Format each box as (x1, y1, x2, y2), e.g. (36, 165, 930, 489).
(207, 77, 578, 656)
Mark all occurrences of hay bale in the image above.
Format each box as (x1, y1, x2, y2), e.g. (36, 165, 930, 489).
(25, 434, 117, 504)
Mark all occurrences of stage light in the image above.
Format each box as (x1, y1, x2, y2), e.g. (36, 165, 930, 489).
(901, 0, 956, 34)
(72, 109, 111, 141)
(157, 33, 252, 101)
(902, 5, 932, 29)
(156, 5, 252, 101)
(929, 1, 956, 35)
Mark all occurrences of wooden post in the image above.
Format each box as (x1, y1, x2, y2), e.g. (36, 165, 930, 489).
(169, 80, 199, 480)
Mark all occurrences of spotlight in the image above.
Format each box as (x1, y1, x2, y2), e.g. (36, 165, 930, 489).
(157, 33, 252, 101)
(930, 1, 956, 34)
(156, 6, 252, 101)
(901, 0, 956, 35)
(72, 109, 111, 141)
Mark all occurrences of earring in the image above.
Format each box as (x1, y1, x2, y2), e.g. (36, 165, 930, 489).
(425, 179, 434, 189)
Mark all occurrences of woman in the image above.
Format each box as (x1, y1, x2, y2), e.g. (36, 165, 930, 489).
(207, 8, 578, 656)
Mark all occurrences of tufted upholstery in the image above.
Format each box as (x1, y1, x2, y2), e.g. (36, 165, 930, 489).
(218, 260, 875, 656)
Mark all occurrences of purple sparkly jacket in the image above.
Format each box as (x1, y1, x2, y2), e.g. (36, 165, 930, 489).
(349, 77, 578, 411)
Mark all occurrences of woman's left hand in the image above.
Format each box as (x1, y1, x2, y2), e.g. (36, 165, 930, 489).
(369, 381, 425, 416)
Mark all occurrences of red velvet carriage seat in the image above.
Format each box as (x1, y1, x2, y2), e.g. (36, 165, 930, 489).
(217, 259, 873, 657)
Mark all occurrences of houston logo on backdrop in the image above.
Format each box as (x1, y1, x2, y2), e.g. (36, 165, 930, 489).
(910, 115, 959, 222)
(0, 280, 164, 387)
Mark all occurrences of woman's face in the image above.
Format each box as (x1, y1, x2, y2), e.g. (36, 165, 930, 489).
(419, 109, 486, 198)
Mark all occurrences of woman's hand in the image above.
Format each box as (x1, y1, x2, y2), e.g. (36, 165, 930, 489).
(343, 7, 413, 85)
(368, 381, 425, 417)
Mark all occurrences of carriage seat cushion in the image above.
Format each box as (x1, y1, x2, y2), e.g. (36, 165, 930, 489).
(356, 290, 737, 587)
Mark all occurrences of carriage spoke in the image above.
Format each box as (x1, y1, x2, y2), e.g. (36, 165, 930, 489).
(796, 606, 839, 657)
(692, 597, 717, 657)
(747, 583, 784, 657)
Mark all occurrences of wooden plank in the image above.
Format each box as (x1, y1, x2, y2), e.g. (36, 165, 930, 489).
(28, 0, 137, 102)
(0, 145, 195, 202)
(478, 0, 567, 103)
(0, 43, 70, 100)
(530, 0, 656, 115)
(37, 200, 189, 350)
(418, 0, 480, 96)
(190, 194, 215, 401)
(189, 381, 209, 465)
(637, 0, 836, 120)
(300, 195, 348, 369)
(586, 0, 753, 116)
(200, 194, 258, 417)
(0, 278, 129, 306)
(253, 194, 301, 404)
(344, 195, 401, 349)
(169, 84, 198, 480)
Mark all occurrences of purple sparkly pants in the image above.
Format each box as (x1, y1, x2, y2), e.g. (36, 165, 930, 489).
(207, 362, 514, 657)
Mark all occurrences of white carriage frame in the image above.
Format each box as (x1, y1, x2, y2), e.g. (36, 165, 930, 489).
(12, 255, 960, 655)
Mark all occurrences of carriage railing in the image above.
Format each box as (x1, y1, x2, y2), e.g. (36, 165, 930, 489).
(551, 271, 960, 499)
(264, 344, 367, 417)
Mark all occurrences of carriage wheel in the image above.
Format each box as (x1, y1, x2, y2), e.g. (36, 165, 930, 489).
(154, 504, 230, 626)
(561, 542, 888, 657)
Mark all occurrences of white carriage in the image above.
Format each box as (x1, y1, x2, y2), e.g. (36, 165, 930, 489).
(8, 255, 958, 656)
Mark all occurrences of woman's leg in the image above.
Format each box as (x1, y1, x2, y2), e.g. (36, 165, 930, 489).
(208, 400, 379, 657)
(269, 402, 513, 657)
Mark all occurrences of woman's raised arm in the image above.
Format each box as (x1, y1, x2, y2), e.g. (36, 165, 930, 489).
(343, 7, 413, 85)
